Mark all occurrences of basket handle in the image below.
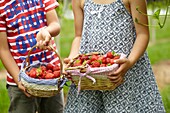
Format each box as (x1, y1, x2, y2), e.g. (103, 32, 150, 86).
(24, 45, 63, 73)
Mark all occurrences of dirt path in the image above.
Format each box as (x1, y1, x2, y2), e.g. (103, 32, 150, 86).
(152, 60, 170, 89)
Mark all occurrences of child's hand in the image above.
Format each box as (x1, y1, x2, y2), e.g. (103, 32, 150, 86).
(63, 58, 72, 79)
(36, 28, 52, 50)
(63, 58, 71, 64)
(17, 81, 31, 97)
(107, 57, 132, 84)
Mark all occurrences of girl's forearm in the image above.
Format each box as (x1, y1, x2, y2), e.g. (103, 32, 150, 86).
(128, 33, 149, 67)
(68, 36, 81, 59)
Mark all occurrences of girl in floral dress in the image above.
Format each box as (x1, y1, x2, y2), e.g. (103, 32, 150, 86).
(64, 0, 165, 112)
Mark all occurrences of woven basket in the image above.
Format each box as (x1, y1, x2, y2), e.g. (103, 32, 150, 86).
(65, 52, 125, 91)
(19, 45, 67, 97)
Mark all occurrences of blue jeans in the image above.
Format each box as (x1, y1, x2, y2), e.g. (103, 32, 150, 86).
(7, 85, 64, 113)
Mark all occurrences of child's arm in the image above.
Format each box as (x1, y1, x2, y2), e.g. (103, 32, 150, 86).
(0, 32, 30, 97)
(127, 0, 149, 67)
(108, 0, 149, 82)
(64, 0, 84, 64)
(36, 9, 60, 49)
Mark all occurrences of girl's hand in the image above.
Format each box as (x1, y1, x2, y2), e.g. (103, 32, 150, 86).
(107, 58, 132, 84)
(36, 28, 52, 50)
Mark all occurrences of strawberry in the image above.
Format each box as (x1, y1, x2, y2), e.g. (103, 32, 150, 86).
(53, 71, 60, 78)
(100, 64, 106, 67)
(40, 65, 47, 72)
(80, 54, 89, 61)
(113, 54, 120, 59)
(73, 59, 82, 67)
(46, 63, 54, 70)
(91, 61, 100, 67)
(47, 69, 53, 73)
(110, 59, 115, 65)
(106, 58, 111, 64)
(102, 58, 107, 64)
(45, 73, 54, 79)
(53, 65, 60, 71)
(86, 60, 91, 65)
(106, 51, 115, 58)
(90, 54, 98, 61)
(41, 73, 46, 79)
(29, 68, 37, 78)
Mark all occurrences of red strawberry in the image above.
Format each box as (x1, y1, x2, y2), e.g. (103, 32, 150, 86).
(40, 65, 47, 72)
(102, 58, 107, 64)
(53, 65, 60, 71)
(53, 71, 60, 78)
(80, 54, 89, 61)
(106, 58, 111, 63)
(100, 64, 106, 67)
(110, 59, 115, 65)
(47, 69, 53, 73)
(91, 61, 100, 67)
(29, 68, 37, 78)
(73, 59, 82, 67)
(113, 54, 120, 59)
(106, 51, 115, 58)
(45, 73, 54, 79)
(46, 63, 54, 70)
(98, 56, 107, 64)
(90, 54, 98, 61)
(86, 60, 91, 65)
(41, 73, 46, 79)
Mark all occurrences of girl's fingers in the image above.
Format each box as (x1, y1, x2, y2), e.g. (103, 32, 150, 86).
(114, 58, 127, 64)
(109, 75, 123, 83)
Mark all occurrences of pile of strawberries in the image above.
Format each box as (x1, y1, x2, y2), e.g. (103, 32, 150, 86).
(71, 51, 120, 68)
(26, 63, 61, 79)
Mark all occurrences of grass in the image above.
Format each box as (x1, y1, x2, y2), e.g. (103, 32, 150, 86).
(0, 79, 9, 113)
(59, 19, 74, 58)
(161, 85, 170, 113)
(147, 41, 170, 64)
(0, 60, 4, 70)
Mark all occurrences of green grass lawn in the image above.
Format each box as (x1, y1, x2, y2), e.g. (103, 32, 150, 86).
(0, 17, 170, 112)
(147, 41, 170, 64)
(0, 79, 10, 113)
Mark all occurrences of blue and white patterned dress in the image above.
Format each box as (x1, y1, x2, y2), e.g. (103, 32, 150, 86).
(64, 0, 165, 112)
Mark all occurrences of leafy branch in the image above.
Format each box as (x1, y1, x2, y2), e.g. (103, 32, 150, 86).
(135, 1, 170, 29)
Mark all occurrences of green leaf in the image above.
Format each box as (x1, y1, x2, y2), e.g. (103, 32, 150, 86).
(152, 9, 161, 20)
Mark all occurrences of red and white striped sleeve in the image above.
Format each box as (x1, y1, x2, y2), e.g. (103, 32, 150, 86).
(44, 0, 59, 12)
(0, 8, 6, 32)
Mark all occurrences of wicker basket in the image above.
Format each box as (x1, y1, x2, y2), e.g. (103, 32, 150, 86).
(19, 45, 67, 97)
(65, 52, 125, 91)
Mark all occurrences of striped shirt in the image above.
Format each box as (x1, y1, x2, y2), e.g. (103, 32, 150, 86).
(0, 0, 60, 85)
